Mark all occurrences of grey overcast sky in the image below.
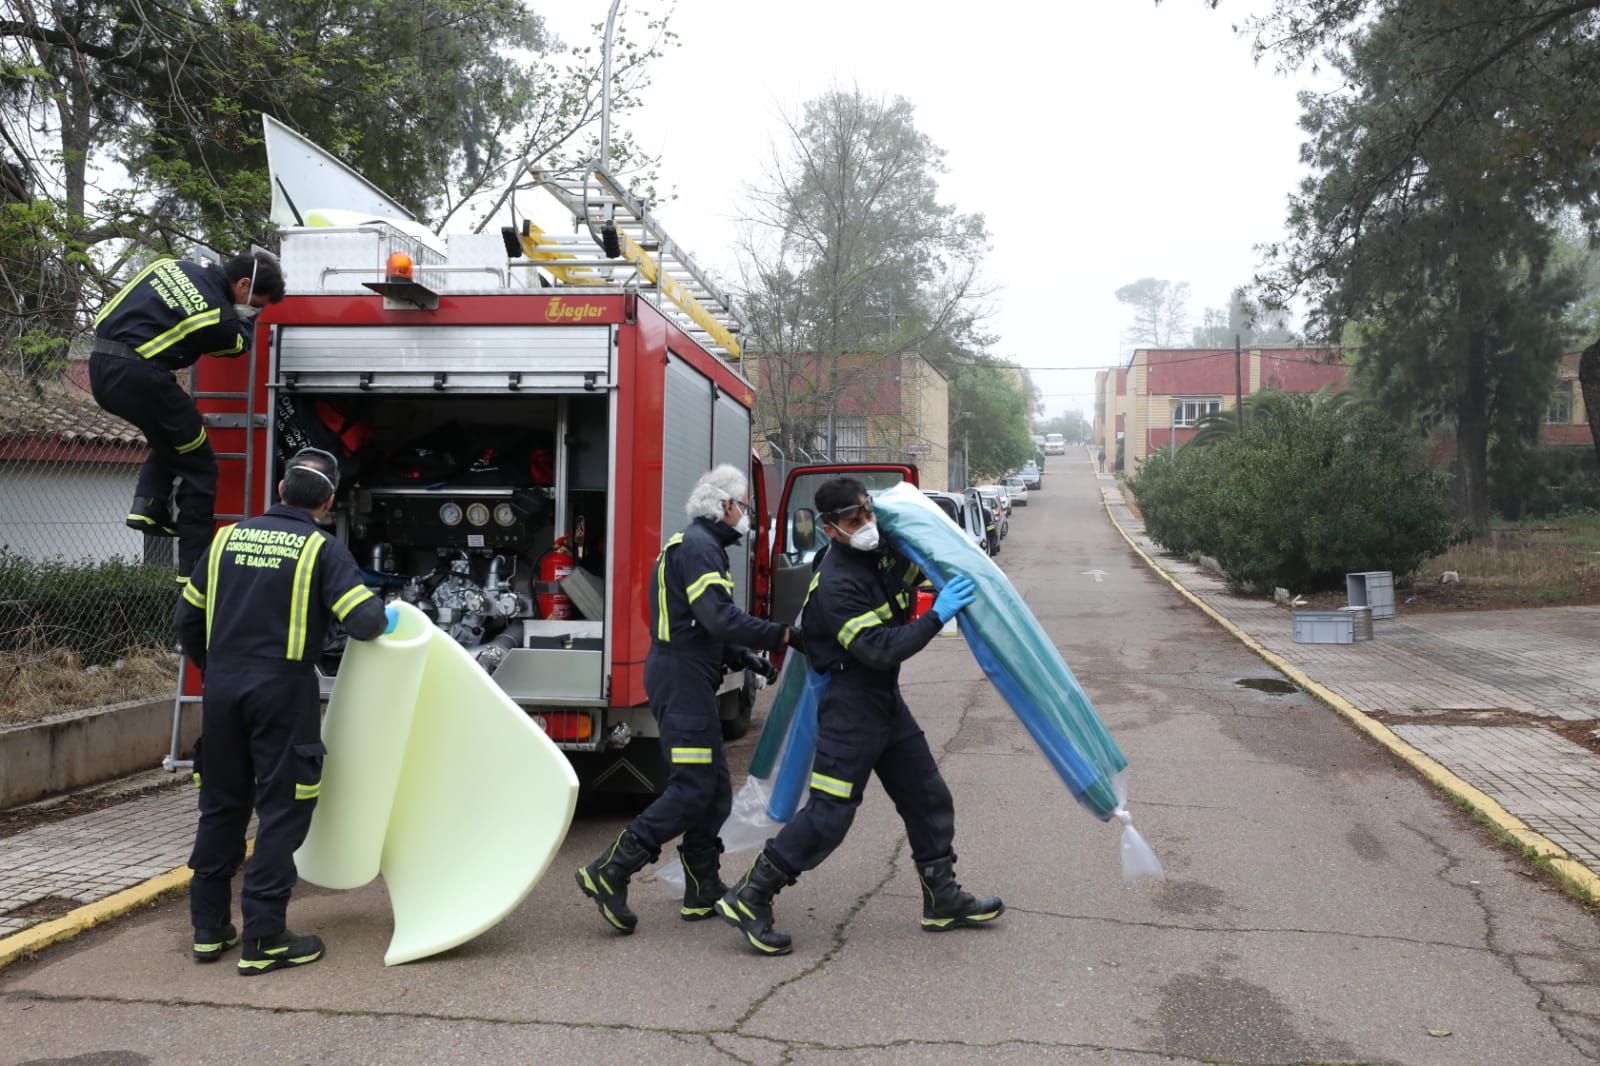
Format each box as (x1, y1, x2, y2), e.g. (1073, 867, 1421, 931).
(531, 1, 1315, 421)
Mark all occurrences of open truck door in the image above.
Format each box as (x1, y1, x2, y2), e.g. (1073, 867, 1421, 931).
(770, 463, 919, 629)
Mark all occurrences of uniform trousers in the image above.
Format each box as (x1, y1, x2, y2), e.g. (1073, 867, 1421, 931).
(629, 649, 731, 856)
(89, 351, 218, 575)
(187, 667, 325, 939)
(766, 679, 955, 877)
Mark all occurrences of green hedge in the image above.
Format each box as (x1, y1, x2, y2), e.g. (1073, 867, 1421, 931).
(1129, 396, 1462, 591)
(0, 551, 178, 666)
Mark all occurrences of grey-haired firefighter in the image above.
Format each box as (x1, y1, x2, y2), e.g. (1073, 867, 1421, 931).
(90, 252, 285, 579)
(577, 464, 802, 933)
(177, 447, 388, 974)
(718, 476, 1003, 956)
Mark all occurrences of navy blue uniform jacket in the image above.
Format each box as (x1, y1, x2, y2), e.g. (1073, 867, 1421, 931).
(94, 258, 253, 371)
(649, 516, 787, 680)
(177, 504, 385, 675)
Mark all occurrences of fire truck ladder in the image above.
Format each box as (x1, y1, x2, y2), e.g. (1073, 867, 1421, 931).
(527, 166, 746, 365)
(163, 342, 266, 773)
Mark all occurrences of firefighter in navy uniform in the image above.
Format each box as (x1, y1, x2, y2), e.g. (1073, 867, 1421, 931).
(176, 447, 387, 974)
(576, 464, 801, 934)
(718, 476, 1003, 956)
(90, 252, 286, 578)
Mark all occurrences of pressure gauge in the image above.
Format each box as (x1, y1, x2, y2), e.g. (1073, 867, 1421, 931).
(438, 502, 463, 527)
(493, 502, 517, 527)
(466, 502, 491, 527)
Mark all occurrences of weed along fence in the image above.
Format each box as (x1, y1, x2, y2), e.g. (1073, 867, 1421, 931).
(1293, 572, 1392, 645)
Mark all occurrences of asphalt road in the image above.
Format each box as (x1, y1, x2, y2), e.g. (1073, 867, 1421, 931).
(5, 458, 1600, 1065)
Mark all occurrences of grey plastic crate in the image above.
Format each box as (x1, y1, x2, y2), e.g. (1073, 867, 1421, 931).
(1346, 571, 1395, 619)
(1293, 610, 1355, 644)
(1339, 605, 1374, 641)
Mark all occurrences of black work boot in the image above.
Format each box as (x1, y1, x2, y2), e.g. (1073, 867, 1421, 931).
(237, 930, 324, 975)
(575, 828, 653, 934)
(918, 854, 1004, 931)
(126, 496, 177, 537)
(192, 922, 239, 962)
(717, 852, 794, 956)
(679, 843, 727, 922)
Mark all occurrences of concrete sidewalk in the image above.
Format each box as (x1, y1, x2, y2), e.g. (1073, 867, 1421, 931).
(1099, 472, 1600, 896)
(4, 467, 1599, 964)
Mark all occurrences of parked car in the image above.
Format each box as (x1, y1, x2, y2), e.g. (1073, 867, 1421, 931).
(923, 490, 994, 556)
(1019, 460, 1041, 491)
(973, 486, 1009, 541)
(975, 483, 1012, 517)
(1002, 476, 1028, 506)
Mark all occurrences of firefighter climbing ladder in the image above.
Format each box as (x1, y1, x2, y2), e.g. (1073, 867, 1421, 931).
(162, 341, 265, 773)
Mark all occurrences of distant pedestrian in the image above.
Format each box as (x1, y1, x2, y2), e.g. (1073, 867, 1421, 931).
(90, 252, 285, 580)
(1097, 446, 1106, 473)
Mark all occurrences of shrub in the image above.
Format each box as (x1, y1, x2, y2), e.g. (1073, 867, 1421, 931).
(1131, 395, 1462, 591)
(0, 551, 177, 667)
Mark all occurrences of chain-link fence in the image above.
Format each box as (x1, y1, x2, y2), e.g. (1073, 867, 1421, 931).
(0, 347, 180, 726)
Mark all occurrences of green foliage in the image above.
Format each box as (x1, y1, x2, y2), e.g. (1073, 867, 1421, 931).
(0, 552, 177, 666)
(1114, 277, 1190, 348)
(1248, 0, 1600, 537)
(1489, 447, 1600, 520)
(950, 357, 1035, 479)
(1130, 394, 1461, 591)
(742, 87, 999, 462)
(0, 0, 675, 372)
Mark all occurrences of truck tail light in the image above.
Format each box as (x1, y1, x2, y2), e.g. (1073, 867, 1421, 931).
(532, 711, 593, 742)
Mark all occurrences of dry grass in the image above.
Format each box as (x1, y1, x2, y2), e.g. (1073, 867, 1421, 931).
(0, 645, 180, 727)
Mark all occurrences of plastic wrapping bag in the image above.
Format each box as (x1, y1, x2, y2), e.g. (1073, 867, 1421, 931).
(874, 483, 1162, 881)
(657, 638, 826, 891)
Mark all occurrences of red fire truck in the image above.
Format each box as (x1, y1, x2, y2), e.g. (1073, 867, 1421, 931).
(180, 120, 916, 793)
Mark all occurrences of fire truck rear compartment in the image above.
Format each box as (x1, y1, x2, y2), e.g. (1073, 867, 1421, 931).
(300, 391, 612, 710)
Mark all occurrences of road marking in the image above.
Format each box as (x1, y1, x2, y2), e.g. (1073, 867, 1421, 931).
(1081, 570, 1107, 582)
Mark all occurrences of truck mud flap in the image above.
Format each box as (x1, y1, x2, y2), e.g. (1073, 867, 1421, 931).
(572, 739, 667, 796)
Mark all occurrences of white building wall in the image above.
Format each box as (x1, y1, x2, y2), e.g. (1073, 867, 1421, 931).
(0, 463, 154, 563)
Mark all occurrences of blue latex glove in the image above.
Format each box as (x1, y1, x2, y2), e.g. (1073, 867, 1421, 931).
(932, 575, 977, 623)
(383, 605, 399, 634)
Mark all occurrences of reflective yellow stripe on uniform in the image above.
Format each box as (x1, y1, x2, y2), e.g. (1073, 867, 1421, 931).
(295, 783, 320, 800)
(837, 602, 893, 649)
(685, 571, 733, 603)
(654, 533, 684, 642)
(203, 525, 238, 647)
(182, 580, 206, 609)
(174, 426, 208, 454)
(94, 260, 168, 327)
(287, 535, 327, 660)
(331, 585, 375, 620)
(136, 307, 222, 360)
(811, 772, 853, 799)
(671, 747, 713, 765)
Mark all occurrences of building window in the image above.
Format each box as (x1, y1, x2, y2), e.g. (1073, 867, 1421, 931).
(811, 417, 871, 461)
(1547, 383, 1573, 425)
(1172, 398, 1222, 428)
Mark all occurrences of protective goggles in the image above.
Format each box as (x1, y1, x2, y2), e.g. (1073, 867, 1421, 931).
(821, 500, 874, 531)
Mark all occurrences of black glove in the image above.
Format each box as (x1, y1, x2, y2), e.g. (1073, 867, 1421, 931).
(785, 624, 808, 656)
(741, 650, 779, 684)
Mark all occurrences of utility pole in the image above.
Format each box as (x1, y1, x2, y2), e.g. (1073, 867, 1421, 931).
(1235, 333, 1244, 432)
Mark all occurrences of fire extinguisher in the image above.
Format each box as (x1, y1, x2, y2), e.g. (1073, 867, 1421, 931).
(536, 536, 575, 620)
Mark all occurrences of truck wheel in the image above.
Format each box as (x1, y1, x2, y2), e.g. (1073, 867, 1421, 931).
(719, 679, 755, 740)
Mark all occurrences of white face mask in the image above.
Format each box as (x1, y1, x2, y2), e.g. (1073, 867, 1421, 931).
(733, 513, 751, 536)
(234, 304, 261, 321)
(847, 521, 879, 552)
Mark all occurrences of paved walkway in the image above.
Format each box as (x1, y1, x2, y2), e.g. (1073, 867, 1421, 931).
(4, 467, 1599, 958)
(1100, 474, 1600, 885)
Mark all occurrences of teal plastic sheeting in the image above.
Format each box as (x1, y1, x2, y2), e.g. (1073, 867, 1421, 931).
(873, 483, 1128, 821)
